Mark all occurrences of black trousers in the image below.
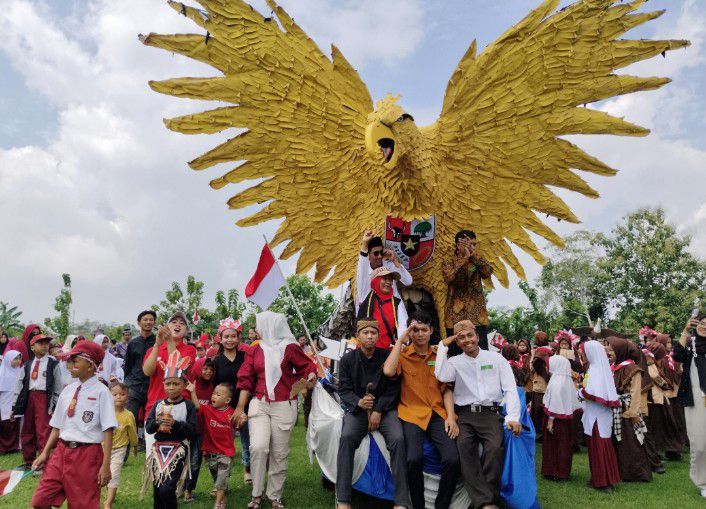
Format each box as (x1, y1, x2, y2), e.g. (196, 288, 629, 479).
(126, 387, 147, 424)
(456, 408, 505, 508)
(403, 413, 460, 509)
(336, 410, 411, 507)
(153, 457, 185, 509)
(446, 324, 489, 356)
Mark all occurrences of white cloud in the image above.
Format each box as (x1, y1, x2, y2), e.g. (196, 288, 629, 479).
(0, 0, 426, 325)
(259, 0, 425, 67)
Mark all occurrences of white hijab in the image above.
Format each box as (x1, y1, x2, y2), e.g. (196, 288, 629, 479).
(543, 355, 581, 418)
(0, 350, 22, 392)
(256, 311, 296, 400)
(93, 334, 121, 381)
(583, 340, 619, 404)
(63, 335, 78, 353)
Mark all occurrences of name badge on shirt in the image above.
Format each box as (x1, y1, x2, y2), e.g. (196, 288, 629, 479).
(481, 364, 493, 371)
(427, 360, 435, 366)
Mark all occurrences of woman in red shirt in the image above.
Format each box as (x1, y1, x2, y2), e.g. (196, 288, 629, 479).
(235, 311, 316, 509)
(142, 311, 197, 455)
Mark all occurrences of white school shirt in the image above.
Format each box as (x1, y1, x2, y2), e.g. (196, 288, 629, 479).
(434, 342, 521, 423)
(355, 255, 413, 312)
(49, 375, 117, 443)
(28, 356, 49, 391)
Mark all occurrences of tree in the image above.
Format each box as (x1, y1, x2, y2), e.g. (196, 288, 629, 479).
(267, 275, 337, 337)
(0, 301, 24, 336)
(151, 275, 205, 325)
(536, 230, 611, 329)
(600, 208, 706, 335)
(44, 273, 72, 341)
(197, 288, 248, 335)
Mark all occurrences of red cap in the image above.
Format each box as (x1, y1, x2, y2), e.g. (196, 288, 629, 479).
(30, 334, 53, 346)
(69, 341, 105, 367)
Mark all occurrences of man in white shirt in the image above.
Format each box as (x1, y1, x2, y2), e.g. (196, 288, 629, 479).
(435, 320, 521, 509)
(355, 230, 413, 312)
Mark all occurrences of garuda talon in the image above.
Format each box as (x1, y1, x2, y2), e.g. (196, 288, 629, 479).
(141, 0, 687, 331)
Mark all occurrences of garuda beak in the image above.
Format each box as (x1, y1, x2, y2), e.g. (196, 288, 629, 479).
(365, 121, 398, 169)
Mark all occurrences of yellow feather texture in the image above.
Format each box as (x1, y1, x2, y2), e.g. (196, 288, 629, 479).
(142, 0, 687, 333)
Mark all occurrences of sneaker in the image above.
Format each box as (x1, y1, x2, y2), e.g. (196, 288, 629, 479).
(700, 489, 706, 499)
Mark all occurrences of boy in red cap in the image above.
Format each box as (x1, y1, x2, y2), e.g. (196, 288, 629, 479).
(31, 341, 117, 509)
(11, 333, 61, 469)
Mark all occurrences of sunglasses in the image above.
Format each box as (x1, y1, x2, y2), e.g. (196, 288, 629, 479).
(370, 250, 384, 257)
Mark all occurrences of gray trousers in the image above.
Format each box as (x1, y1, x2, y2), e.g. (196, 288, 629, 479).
(456, 408, 505, 508)
(336, 409, 411, 507)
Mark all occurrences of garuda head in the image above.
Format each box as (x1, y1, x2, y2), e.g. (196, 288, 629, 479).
(364, 94, 419, 169)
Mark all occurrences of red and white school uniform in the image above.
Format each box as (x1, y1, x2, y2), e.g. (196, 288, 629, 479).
(31, 375, 117, 509)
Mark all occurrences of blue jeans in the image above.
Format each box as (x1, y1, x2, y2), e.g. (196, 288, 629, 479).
(240, 421, 251, 468)
(186, 434, 203, 491)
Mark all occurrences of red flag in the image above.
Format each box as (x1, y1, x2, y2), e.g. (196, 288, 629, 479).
(245, 244, 286, 310)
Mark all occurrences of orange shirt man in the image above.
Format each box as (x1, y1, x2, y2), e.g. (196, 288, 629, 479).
(383, 312, 461, 509)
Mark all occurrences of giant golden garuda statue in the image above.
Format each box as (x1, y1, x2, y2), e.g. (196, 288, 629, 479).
(142, 0, 687, 329)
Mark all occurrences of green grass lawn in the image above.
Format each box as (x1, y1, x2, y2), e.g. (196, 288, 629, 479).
(1, 417, 703, 508)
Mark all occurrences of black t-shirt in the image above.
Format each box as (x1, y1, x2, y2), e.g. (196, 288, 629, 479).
(123, 334, 155, 393)
(212, 350, 246, 408)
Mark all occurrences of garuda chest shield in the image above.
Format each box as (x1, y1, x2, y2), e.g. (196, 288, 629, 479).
(385, 215, 436, 271)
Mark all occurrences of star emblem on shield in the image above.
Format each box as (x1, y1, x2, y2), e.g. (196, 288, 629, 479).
(384, 216, 436, 271)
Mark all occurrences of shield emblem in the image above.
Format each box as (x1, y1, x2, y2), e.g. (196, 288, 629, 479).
(82, 410, 94, 423)
(384, 215, 435, 271)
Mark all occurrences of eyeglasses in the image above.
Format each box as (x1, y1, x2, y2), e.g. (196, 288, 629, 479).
(370, 250, 383, 257)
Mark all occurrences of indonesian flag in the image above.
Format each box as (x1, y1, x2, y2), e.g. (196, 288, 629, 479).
(245, 244, 286, 310)
(0, 469, 29, 496)
(192, 310, 200, 325)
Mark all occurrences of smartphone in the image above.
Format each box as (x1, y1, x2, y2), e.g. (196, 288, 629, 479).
(691, 298, 700, 318)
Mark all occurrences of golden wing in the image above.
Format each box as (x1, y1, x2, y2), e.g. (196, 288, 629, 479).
(141, 0, 379, 287)
(429, 0, 687, 286)
(414, 0, 687, 332)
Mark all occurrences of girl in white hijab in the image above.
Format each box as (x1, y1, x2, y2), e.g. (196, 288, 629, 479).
(93, 334, 123, 383)
(0, 349, 23, 453)
(580, 340, 620, 491)
(234, 311, 317, 509)
(541, 355, 581, 480)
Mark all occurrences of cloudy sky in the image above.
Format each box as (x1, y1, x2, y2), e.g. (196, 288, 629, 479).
(1, 0, 704, 326)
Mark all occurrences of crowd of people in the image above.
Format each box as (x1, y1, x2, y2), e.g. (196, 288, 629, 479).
(0, 229, 704, 509)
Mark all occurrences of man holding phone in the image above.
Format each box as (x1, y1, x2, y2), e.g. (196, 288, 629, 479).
(442, 229, 493, 350)
(356, 230, 413, 312)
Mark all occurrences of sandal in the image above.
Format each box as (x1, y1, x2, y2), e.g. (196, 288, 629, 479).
(247, 496, 262, 509)
(183, 492, 195, 504)
(269, 499, 285, 509)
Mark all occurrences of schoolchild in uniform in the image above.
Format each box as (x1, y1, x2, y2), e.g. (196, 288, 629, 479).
(30, 341, 117, 509)
(11, 334, 61, 469)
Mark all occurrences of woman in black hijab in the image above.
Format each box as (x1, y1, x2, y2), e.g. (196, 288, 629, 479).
(673, 313, 706, 499)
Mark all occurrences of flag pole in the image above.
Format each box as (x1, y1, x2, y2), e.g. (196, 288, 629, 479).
(262, 235, 327, 375)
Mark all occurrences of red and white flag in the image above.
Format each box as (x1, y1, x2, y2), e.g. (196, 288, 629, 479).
(192, 310, 200, 325)
(245, 244, 286, 310)
(0, 469, 29, 496)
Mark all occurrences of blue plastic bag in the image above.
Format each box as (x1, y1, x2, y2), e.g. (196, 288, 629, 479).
(501, 387, 541, 509)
